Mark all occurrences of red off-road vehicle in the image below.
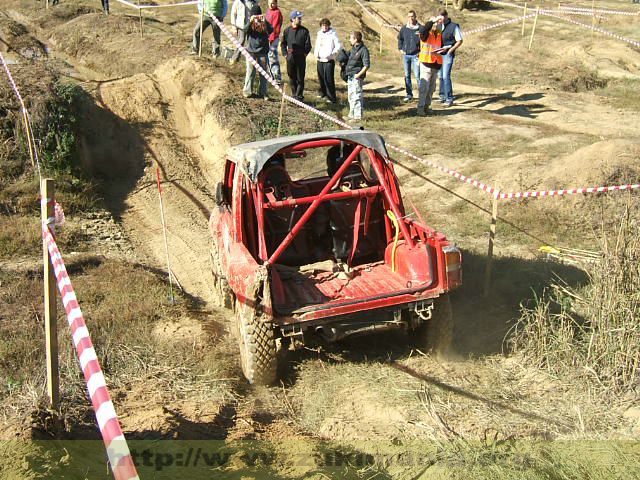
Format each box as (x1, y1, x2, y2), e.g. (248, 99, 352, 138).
(209, 130, 462, 384)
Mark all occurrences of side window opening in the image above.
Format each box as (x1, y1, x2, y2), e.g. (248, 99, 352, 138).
(222, 160, 235, 205)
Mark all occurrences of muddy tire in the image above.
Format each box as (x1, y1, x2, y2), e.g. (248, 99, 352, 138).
(236, 299, 278, 385)
(452, 0, 467, 10)
(415, 297, 453, 356)
(210, 241, 234, 309)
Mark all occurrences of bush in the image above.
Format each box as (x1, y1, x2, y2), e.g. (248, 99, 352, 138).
(509, 205, 640, 393)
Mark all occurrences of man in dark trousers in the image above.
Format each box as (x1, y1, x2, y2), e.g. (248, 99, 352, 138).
(281, 10, 312, 101)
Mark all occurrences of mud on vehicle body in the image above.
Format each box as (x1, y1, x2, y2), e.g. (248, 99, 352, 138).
(209, 130, 462, 384)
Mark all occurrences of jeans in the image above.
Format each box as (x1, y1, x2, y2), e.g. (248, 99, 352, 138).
(403, 53, 420, 98)
(438, 53, 455, 103)
(243, 53, 269, 97)
(192, 15, 222, 56)
(417, 64, 438, 110)
(268, 39, 281, 83)
(348, 76, 364, 119)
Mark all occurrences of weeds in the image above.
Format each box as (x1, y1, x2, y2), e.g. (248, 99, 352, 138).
(510, 205, 640, 393)
(0, 259, 235, 433)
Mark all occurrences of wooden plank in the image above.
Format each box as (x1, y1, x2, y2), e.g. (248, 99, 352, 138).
(41, 178, 59, 410)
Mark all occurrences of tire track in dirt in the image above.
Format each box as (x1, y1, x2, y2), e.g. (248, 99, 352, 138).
(81, 59, 234, 311)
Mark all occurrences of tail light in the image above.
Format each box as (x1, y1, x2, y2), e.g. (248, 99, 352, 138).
(443, 245, 462, 290)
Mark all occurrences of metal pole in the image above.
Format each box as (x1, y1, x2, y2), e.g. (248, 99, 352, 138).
(522, 2, 528, 36)
(198, 5, 204, 57)
(41, 178, 59, 410)
(138, 1, 144, 38)
(156, 168, 175, 303)
(591, 0, 596, 40)
(22, 109, 36, 169)
(528, 7, 539, 51)
(483, 194, 499, 298)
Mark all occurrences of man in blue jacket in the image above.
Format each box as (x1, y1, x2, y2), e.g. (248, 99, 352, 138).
(191, 0, 229, 58)
(437, 9, 463, 107)
(397, 10, 421, 103)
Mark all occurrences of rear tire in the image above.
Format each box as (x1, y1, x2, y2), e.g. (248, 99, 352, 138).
(236, 299, 278, 385)
(210, 241, 234, 309)
(415, 297, 453, 356)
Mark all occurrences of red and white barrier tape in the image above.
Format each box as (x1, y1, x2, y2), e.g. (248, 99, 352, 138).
(387, 144, 499, 195)
(42, 226, 139, 480)
(209, 16, 504, 193)
(0, 51, 26, 109)
(1, 51, 43, 179)
(541, 10, 640, 48)
(498, 183, 640, 199)
(558, 5, 640, 16)
(377, 12, 540, 36)
(211, 16, 640, 202)
(528, 9, 607, 19)
(31, 0, 634, 203)
(463, 13, 536, 35)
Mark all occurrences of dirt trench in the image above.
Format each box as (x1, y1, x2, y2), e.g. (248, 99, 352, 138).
(78, 57, 232, 308)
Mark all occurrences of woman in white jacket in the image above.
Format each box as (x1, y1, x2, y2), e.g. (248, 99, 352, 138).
(229, 0, 258, 63)
(314, 18, 341, 104)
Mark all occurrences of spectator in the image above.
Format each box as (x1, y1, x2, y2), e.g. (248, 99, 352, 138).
(191, 0, 228, 57)
(314, 18, 341, 104)
(416, 16, 444, 116)
(345, 31, 370, 121)
(101, 0, 109, 14)
(243, 5, 273, 99)
(281, 10, 312, 101)
(437, 9, 463, 107)
(265, 0, 283, 84)
(230, 0, 258, 64)
(397, 10, 421, 103)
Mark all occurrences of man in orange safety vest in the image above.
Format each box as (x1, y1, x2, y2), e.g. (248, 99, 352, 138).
(417, 15, 445, 117)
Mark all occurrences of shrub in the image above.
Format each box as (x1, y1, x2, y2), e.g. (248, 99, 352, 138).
(509, 205, 640, 393)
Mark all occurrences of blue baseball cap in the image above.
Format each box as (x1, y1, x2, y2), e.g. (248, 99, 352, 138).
(290, 10, 303, 20)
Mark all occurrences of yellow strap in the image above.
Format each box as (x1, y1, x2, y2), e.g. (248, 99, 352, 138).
(386, 210, 399, 272)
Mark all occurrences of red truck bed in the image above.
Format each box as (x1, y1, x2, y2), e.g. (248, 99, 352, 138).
(273, 261, 430, 316)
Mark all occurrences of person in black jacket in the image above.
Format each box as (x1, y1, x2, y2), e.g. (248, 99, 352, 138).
(281, 10, 312, 101)
(243, 5, 274, 99)
(345, 31, 370, 121)
(437, 9, 463, 107)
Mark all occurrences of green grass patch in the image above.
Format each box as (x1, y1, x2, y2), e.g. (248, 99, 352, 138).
(596, 78, 640, 111)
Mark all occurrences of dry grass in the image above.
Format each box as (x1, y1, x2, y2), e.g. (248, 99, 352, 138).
(0, 258, 236, 435)
(510, 204, 640, 393)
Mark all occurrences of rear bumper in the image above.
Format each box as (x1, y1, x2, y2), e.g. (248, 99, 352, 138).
(276, 288, 444, 326)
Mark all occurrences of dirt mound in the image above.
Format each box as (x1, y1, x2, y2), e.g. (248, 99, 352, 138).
(0, 16, 47, 60)
(543, 139, 640, 188)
